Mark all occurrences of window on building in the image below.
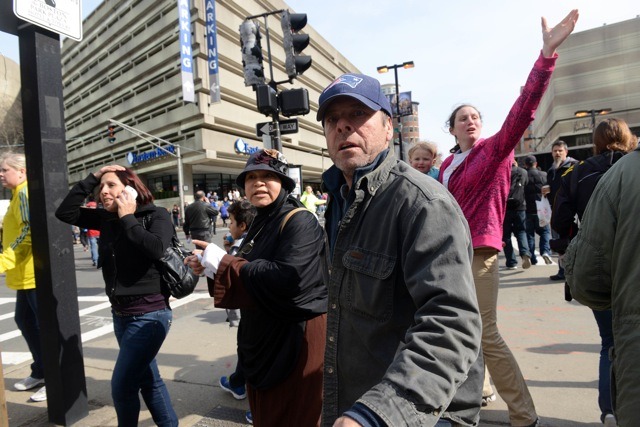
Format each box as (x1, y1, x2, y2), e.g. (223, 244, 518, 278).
(192, 173, 240, 200)
(147, 174, 179, 199)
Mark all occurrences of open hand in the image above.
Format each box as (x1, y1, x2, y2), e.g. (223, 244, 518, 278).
(542, 9, 579, 58)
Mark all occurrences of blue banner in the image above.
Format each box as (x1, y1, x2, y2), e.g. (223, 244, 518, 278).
(178, 0, 195, 103)
(205, 0, 221, 104)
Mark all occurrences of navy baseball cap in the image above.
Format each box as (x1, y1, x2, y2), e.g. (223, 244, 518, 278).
(524, 155, 537, 166)
(316, 73, 393, 122)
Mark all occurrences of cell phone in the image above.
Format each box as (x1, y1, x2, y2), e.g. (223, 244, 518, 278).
(124, 185, 138, 200)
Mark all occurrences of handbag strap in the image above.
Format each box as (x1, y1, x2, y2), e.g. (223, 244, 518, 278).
(279, 207, 308, 234)
(141, 213, 181, 244)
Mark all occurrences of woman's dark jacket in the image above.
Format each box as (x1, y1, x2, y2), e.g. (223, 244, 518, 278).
(552, 151, 626, 239)
(55, 174, 173, 298)
(211, 191, 327, 390)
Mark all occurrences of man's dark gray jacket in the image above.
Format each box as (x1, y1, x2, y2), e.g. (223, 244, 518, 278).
(322, 151, 483, 426)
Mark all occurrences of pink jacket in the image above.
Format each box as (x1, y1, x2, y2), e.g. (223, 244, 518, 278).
(440, 52, 556, 250)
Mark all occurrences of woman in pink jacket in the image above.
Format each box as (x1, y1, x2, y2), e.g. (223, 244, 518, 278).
(439, 10, 579, 427)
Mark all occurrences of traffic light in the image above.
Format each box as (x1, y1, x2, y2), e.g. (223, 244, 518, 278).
(239, 20, 266, 87)
(281, 10, 312, 80)
(279, 88, 310, 117)
(107, 126, 116, 143)
(256, 84, 278, 115)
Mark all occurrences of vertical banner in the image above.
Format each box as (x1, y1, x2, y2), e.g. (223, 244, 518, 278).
(205, 0, 221, 103)
(288, 165, 302, 197)
(385, 91, 413, 117)
(178, 0, 195, 103)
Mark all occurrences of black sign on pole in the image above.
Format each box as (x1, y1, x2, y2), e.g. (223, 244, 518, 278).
(17, 25, 88, 425)
(256, 118, 299, 137)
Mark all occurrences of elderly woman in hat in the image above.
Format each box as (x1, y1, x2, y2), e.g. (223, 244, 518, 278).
(188, 149, 327, 427)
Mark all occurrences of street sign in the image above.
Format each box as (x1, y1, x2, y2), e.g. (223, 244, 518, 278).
(14, 0, 83, 41)
(256, 118, 299, 137)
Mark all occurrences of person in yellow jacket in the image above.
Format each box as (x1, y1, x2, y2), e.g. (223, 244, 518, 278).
(299, 185, 325, 215)
(0, 152, 46, 402)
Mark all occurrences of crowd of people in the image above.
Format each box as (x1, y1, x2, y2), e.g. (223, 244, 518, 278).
(4, 6, 640, 427)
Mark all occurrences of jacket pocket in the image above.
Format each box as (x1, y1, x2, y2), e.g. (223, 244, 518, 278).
(342, 247, 396, 321)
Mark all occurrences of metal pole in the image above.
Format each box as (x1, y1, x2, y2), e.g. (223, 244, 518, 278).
(260, 15, 281, 152)
(394, 66, 403, 161)
(18, 24, 88, 425)
(262, 16, 275, 84)
(176, 145, 186, 218)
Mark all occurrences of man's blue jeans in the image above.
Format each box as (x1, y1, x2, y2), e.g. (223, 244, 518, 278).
(88, 236, 99, 265)
(112, 307, 178, 427)
(525, 213, 551, 264)
(592, 309, 614, 421)
(503, 210, 530, 267)
(15, 289, 44, 379)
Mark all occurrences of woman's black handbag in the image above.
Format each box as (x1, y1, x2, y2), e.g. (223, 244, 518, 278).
(159, 232, 200, 298)
(142, 215, 199, 298)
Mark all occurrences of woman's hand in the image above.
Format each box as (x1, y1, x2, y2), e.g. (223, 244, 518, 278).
(185, 254, 205, 276)
(94, 164, 125, 180)
(114, 188, 137, 218)
(191, 239, 227, 278)
(541, 9, 579, 58)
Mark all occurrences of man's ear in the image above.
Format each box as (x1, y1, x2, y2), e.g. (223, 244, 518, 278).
(385, 115, 394, 141)
(240, 222, 248, 232)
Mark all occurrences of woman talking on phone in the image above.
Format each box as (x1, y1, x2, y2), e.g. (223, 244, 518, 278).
(56, 165, 179, 427)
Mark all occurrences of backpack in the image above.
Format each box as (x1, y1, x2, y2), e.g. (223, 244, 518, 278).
(507, 168, 526, 210)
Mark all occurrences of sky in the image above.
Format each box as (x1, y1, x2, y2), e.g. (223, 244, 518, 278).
(1, 0, 638, 155)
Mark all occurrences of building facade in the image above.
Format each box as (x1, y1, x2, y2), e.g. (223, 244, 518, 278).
(60, 0, 359, 209)
(523, 16, 640, 169)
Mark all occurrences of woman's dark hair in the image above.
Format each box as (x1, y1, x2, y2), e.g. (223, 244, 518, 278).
(446, 104, 482, 153)
(593, 118, 636, 155)
(111, 167, 154, 205)
(228, 200, 257, 228)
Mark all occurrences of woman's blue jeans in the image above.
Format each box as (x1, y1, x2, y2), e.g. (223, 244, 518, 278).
(592, 309, 614, 420)
(15, 289, 44, 379)
(112, 307, 178, 427)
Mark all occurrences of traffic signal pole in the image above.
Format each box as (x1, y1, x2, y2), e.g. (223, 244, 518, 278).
(241, 10, 311, 153)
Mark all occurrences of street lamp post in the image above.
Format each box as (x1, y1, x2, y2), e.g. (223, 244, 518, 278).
(574, 108, 612, 137)
(376, 61, 414, 161)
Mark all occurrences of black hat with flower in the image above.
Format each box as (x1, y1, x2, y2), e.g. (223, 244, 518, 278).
(236, 149, 296, 192)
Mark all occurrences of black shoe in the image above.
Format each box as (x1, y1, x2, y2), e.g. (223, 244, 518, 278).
(549, 274, 565, 281)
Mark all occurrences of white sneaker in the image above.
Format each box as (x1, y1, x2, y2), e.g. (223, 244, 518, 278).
(542, 254, 553, 265)
(30, 386, 47, 402)
(604, 414, 617, 427)
(14, 376, 45, 391)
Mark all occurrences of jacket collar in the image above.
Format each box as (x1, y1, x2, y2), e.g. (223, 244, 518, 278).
(323, 149, 394, 198)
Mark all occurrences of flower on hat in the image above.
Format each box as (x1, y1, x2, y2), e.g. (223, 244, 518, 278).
(254, 149, 289, 174)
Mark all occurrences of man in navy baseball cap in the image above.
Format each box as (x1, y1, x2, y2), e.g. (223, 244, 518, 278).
(317, 72, 483, 426)
(316, 74, 392, 123)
